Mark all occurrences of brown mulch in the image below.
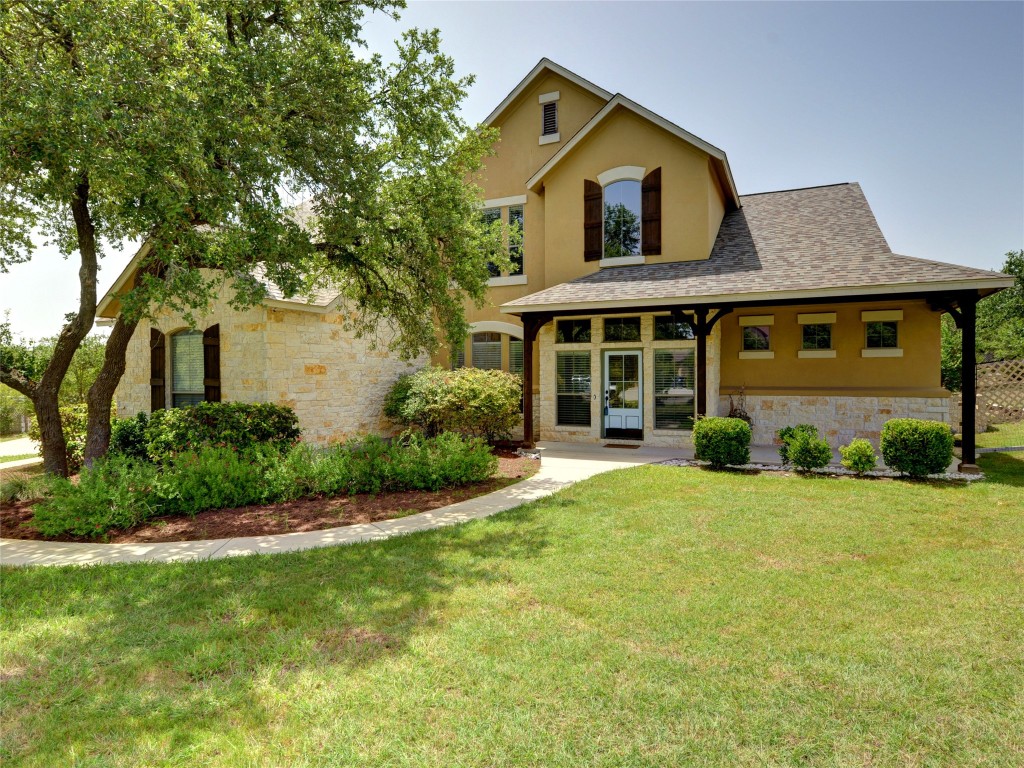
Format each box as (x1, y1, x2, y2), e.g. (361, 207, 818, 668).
(0, 451, 539, 543)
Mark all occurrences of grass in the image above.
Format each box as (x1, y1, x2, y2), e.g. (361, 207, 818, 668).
(0, 433, 28, 443)
(1, 452, 1022, 767)
(977, 420, 1024, 449)
(0, 454, 37, 465)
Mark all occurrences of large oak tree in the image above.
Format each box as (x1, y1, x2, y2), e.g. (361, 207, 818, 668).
(1, 0, 506, 475)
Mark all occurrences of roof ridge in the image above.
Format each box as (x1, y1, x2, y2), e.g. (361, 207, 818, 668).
(740, 182, 854, 198)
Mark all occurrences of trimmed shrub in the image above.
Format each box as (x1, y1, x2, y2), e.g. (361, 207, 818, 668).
(880, 418, 954, 477)
(28, 403, 88, 473)
(145, 402, 300, 462)
(109, 412, 150, 462)
(153, 447, 278, 516)
(776, 424, 818, 465)
(840, 439, 878, 475)
(693, 417, 751, 468)
(384, 367, 523, 442)
(787, 431, 833, 471)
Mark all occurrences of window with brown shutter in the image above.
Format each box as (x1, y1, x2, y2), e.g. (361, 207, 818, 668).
(150, 328, 166, 412)
(641, 167, 661, 255)
(583, 179, 602, 261)
(203, 324, 221, 402)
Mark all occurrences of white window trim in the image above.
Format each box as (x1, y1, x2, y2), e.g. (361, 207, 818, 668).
(739, 350, 775, 360)
(468, 320, 523, 339)
(797, 312, 837, 324)
(861, 348, 904, 358)
(599, 255, 645, 268)
(798, 349, 837, 359)
(538, 90, 560, 104)
(482, 194, 527, 208)
(539, 133, 560, 145)
(487, 275, 528, 287)
(597, 166, 646, 186)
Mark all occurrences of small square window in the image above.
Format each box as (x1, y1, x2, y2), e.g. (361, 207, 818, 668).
(866, 321, 898, 349)
(802, 323, 832, 350)
(654, 316, 695, 341)
(603, 317, 641, 342)
(556, 319, 591, 344)
(742, 326, 771, 351)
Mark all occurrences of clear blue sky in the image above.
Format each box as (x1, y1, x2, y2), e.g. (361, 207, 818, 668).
(3, 0, 1022, 339)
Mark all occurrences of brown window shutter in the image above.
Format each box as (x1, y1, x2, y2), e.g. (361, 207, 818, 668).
(642, 167, 662, 255)
(150, 328, 166, 411)
(584, 179, 603, 261)
(203, 324, 221, 403)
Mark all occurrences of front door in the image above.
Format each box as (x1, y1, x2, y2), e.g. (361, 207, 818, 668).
(604, 350, 643, 439)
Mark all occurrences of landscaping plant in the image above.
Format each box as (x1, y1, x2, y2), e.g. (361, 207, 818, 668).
(693, 416, 751, 468)
(144, 402, 300, 462)
(28, 404, 88, 473)
(786, 430, 833, 472)
(880, 418, 955, 477)
(840, 438, 878, 474)
(108, 412, 150, 462)
(776, 423, 818, 464)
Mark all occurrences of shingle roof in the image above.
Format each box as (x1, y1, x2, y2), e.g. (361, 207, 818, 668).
(251, 264, 338, 308)
(502, 183, 1009, 312)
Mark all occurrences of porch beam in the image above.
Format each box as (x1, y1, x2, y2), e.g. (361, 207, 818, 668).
(685, 306, 732, 419)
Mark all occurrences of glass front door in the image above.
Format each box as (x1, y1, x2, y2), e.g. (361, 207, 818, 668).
(604, 350, 643, 439)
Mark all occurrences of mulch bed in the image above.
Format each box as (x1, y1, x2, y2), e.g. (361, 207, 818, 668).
(0, 451, 539, 544)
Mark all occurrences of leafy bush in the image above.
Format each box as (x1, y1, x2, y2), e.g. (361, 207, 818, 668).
(776, 424, 818, 465)
(384, 367, 522, 442)
(840, 439, 878, 475)
(109, 412, 150, 461)
(28, 403, 88, 473)
(33, 455, 159, 538)
(880, 418, 955, 477)
(145, 401, 300, 462)
(693, 417, 751, 468)
(153, 447, 279, 516)
(0, 472, 54, 504)
(787, 430, 833, 471)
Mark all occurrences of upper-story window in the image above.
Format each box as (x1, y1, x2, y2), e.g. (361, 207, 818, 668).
(508, 204, 524, 275)
(603, 180, 642, 259)
(481, 207, 502, 277)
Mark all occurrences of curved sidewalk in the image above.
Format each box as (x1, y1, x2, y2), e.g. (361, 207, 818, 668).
(0, 444, 677, 568)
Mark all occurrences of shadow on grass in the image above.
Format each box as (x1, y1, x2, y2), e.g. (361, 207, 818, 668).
(0, 504, 551, 763)
(978, 451, 1024, 487)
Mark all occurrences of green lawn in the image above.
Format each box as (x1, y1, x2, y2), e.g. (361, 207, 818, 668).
(2, 453, 1022, 767)
(977, 421, 1024, 449)
(0, 454, 37, 465)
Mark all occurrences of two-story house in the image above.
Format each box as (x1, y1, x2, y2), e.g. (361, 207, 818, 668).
(451, 59, 1010, 468)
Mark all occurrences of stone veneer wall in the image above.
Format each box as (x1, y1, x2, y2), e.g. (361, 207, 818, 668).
(538, 314, 719, 446)
(719, 394, 951, 449)
(115, 292, 424, 445)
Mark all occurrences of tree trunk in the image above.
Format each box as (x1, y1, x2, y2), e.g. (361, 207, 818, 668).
(84, 316, 139, 465)
(31, 388, 68, 476)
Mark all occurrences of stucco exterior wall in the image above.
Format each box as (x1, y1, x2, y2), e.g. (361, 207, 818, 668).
(115, 292, 424, 445)
(721, 394, 951, 449)
(537, 313, 718, 446)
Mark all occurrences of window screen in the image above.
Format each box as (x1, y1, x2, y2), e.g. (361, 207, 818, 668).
(509, 338, 524, 375)
(556, 352, 591, 426)
(471, 332, 501, 370)
(508, 205, 524, 275)
(802, 324, 832, 350)
(654, 349, 695, 430)
(542, 101, 558, 135)
(556, 319, 591, 344)
(866, 321, 898, 348)
(654, 316, 695, 341)
(171, 330, 205, 408)
(603, 317, 641, 342)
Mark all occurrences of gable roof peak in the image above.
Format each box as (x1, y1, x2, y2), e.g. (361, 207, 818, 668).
(483, 58, 613, 126)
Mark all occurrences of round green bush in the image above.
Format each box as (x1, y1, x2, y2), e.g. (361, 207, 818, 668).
(840, 438, 878, 475)
(693, 417, 751, 468)
(787, 431, 833, 471)
(776, 423, 818, 465)
(880, 418, 954, 477)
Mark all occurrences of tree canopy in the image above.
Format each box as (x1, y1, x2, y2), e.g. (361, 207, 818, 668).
(1, 0, 506, 473)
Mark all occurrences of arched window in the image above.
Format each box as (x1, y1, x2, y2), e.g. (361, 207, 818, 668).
(603, 180, 642, 258)
(150, 325, 220, 410)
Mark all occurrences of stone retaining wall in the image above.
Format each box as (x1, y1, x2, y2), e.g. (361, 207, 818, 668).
(720, 394, 951, 448)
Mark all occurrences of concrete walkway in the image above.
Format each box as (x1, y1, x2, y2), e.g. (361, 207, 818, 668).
(0, 442, 674, 568)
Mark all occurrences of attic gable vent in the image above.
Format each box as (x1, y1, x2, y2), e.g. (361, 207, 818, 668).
(542, 102, 558, 136)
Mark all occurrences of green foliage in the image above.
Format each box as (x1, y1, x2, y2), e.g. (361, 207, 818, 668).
(840, 438, 879, 475)
(0, 384, 32, 435)
(29, 433, 496, 538)
(109, 413, 150, 462)
(384, 367, 523, 442)
(144, 402, 300, 462)
(776, 424, 818, 465)
(0, 472, 53, 505)
(880, 419, 955, 477)
(33, 456, 159, 538)
(940, 314, 963, 391)
(28, 404, 88, 473)
(693, 417, 752, 468)
(786, 430, 833, 472)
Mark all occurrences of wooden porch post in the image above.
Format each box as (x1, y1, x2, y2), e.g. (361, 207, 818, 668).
(694, 308, 709, 418)
(959, 295, 979, 472)
(521, 314, 544, 448)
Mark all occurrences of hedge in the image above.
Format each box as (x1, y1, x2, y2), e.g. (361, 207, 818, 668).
(880, 418, 954, 477)
(693, 417, 751, 468)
